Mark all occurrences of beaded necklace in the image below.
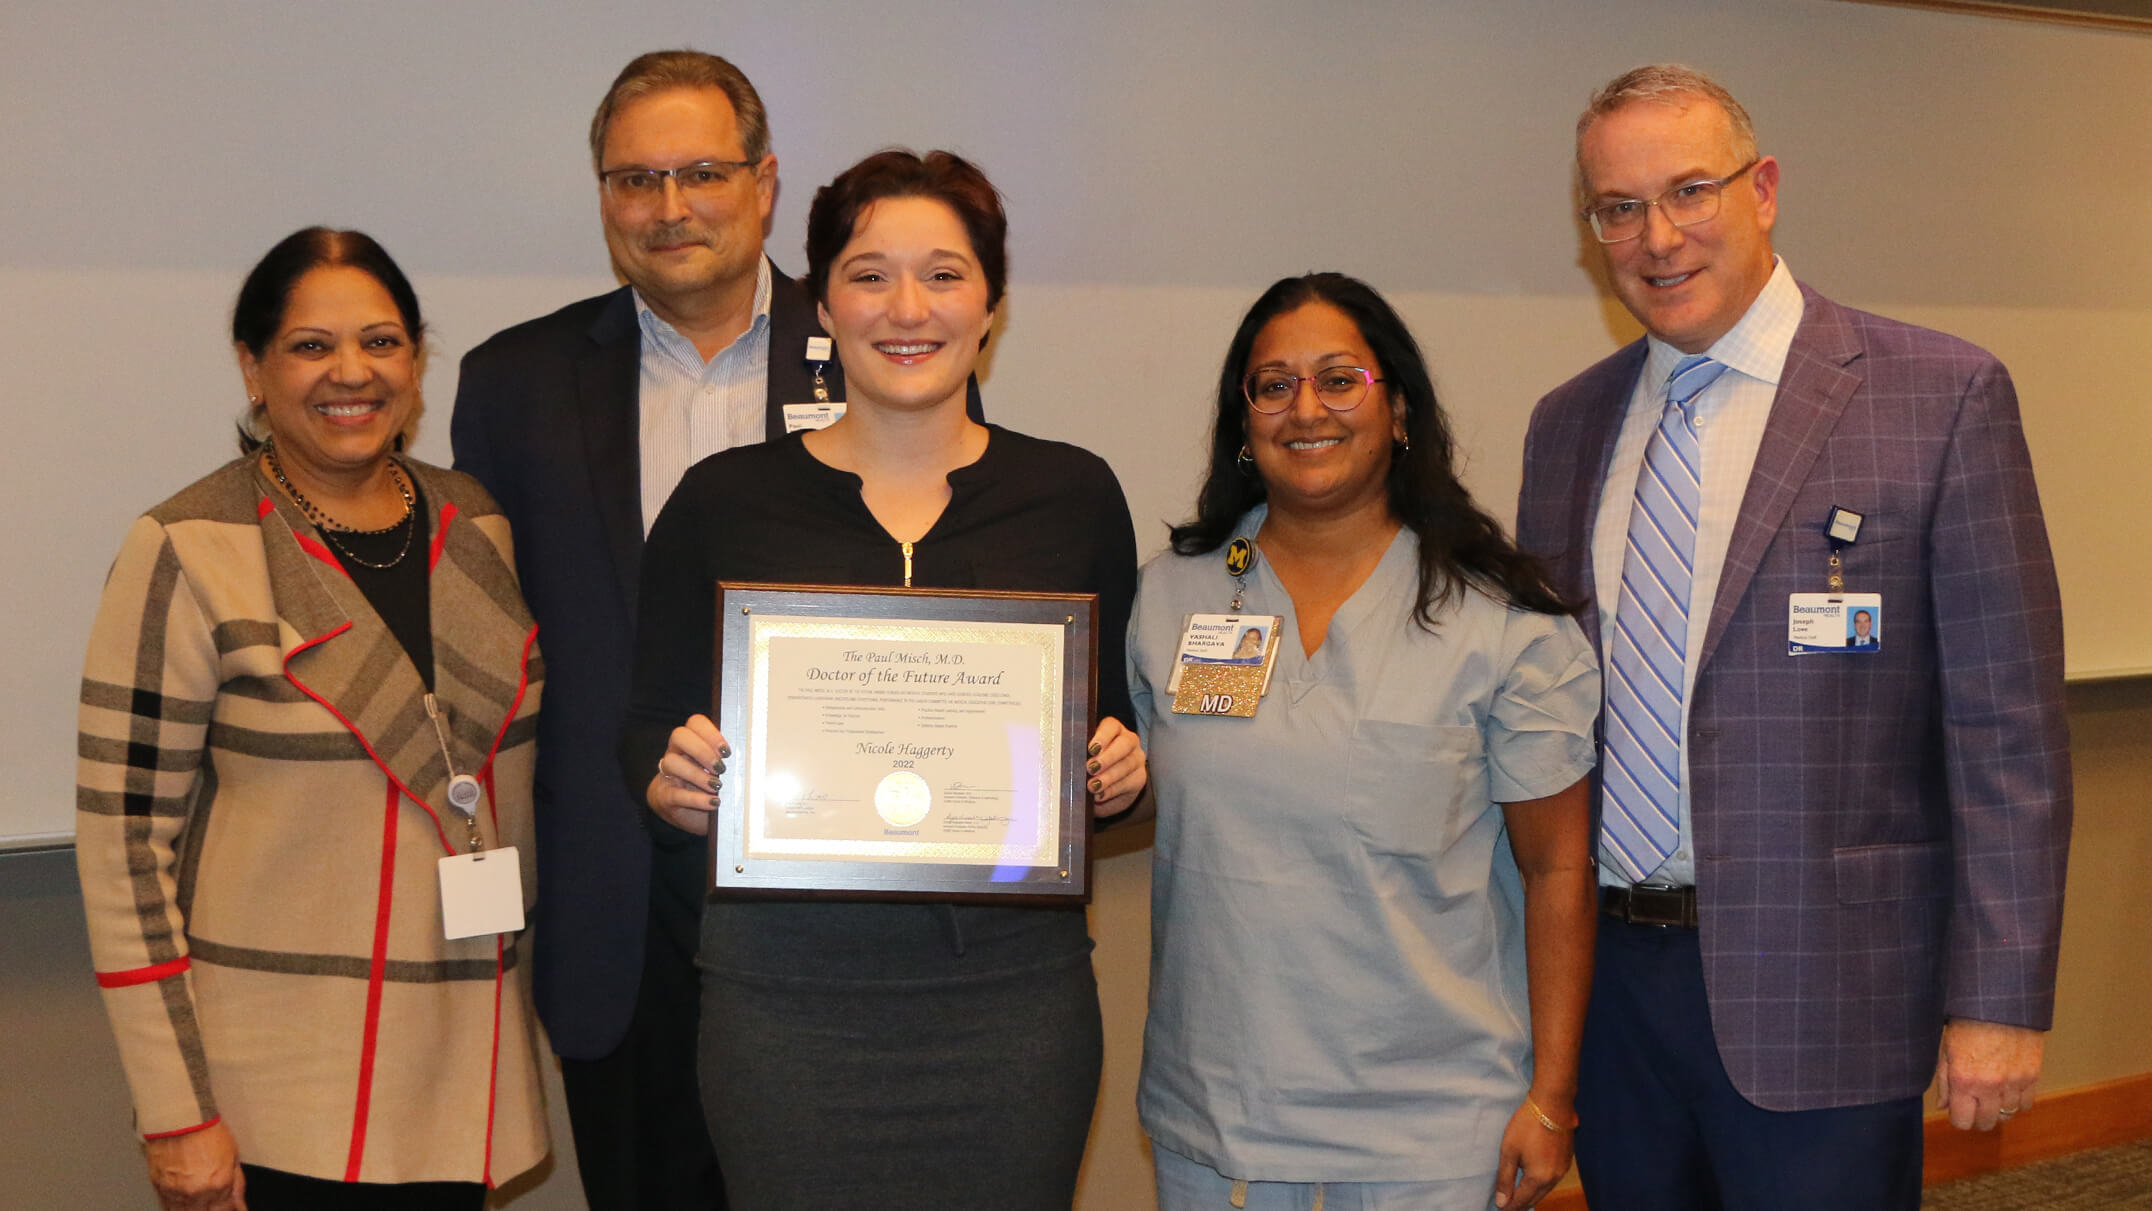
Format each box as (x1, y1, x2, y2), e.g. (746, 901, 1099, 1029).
(263, 440, 418, 570)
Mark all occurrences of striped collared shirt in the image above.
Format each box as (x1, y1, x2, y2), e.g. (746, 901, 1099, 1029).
(1591, 257, 1805, 886)
(635, 257, 773, 534)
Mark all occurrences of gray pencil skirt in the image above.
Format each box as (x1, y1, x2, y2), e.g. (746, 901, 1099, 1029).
(697, 900, 1104, 1211)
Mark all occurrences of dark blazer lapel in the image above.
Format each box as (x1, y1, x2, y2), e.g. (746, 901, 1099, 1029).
(1568, 343, 1647, 656)
(764, 263, 845, 439)
(1695, 287, 1864, 674)
(577, 287, 645, 613)
(258, 481, 442, 836)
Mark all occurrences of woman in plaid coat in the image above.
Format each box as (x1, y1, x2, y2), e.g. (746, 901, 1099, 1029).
(75, 228, 548, 1210)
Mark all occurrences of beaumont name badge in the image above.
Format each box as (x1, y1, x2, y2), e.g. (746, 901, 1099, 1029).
(1168, 613, 1283, 717)
(1788, 593, 1883, 654)
(782, 402, 847, 432)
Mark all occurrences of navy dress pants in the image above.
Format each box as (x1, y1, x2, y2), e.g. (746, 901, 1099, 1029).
(1574, 917, 1923, 1211)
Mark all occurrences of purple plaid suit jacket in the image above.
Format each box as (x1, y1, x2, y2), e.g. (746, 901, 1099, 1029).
(1516, 284, 2072, 1110)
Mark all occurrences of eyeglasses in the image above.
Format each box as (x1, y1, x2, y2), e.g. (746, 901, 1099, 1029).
(1582, 160, 1758, 244)
(1242, 366, 1384, 414)
(599, 160, 758, 203)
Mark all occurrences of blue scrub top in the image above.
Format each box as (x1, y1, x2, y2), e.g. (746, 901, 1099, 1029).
(1131, 507, 1599, 1182)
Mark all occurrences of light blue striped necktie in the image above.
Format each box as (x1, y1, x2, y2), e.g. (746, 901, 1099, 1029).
(1602, 354, 1727, 884)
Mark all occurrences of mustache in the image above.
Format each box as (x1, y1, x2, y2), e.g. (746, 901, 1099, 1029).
(639, 221, 711, 252)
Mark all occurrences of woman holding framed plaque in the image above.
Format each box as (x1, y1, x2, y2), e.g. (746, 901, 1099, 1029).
(1128, 274, 1599, 1210)
(623, 150, 1146, 1209)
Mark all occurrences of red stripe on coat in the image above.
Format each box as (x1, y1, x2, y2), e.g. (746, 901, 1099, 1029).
(343, 777, 400, 1182)
(295, 532, 351, 578)
(96, 956, 191, 988)
(428, 501, 459, 571)
(256, 497, 275, 519)
(475, 623, 541, 831)
(142, 1115, 221, 1141)
(283, 624, 458, 858)
(482, 933, 505, 1188)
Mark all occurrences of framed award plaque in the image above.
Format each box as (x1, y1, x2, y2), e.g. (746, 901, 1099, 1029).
(709, 582, 1098, 903)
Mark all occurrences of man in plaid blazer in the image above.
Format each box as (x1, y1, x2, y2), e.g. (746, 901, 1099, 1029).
(1515, 65, 2071, 1208)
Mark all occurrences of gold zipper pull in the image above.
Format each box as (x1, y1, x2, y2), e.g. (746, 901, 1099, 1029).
(901, 541, 914, 588)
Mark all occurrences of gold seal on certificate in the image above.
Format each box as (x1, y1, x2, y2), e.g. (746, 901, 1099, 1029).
(709, 583, 1098, 902)
(873, 770, 933, 828)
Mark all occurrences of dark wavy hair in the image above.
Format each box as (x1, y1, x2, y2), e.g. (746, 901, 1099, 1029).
(231, 226, 425, 454)
(1170, 273, 1575, 626)
(804, 149, 1007, 316)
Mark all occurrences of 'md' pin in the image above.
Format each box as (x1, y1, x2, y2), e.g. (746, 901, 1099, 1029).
(1225, 537, 1253, 577)
(1825, 507, 1864, 545)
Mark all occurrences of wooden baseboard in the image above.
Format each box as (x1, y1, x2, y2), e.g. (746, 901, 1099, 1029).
(1532, 1071, 2152, 1210)
(1922, 1070, 2152, 1183)
(1540, 1180, 1588, 1210)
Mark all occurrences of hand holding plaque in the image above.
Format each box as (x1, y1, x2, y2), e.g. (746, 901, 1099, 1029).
(649, 714, 730, 836)
(703, 583, 1105, 902)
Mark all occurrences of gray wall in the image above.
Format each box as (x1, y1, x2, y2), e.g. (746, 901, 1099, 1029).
(7, 0, 2152, 845)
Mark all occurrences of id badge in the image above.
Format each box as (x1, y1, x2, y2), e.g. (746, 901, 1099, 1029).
(1788, 593, 1883, 655)
(439, 846, 526, 939)
(782, 402, 846, 433)
(1168, 613, 1281, 716)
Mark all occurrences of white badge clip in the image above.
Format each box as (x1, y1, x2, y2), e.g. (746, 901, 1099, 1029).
(439, 847, 525, 939)
(804, 335, 838, 406)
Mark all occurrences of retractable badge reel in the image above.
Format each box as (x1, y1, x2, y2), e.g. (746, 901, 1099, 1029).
(782, 336, 848, 433)
(426, 693, 525, 938)
(1787, 506, 1881, 655)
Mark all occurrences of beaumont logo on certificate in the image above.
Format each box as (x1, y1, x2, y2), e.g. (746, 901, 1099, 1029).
(711, 583, 1099, 902)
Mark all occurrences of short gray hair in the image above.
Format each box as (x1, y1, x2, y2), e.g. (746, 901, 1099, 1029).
(1575, 64, 1758, 190)
(588, 50, 771, 173)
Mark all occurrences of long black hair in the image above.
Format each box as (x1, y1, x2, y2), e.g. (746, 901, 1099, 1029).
(1169, 272, 1575, 626)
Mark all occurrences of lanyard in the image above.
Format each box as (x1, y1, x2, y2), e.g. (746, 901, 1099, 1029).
(423, 693, 485, 854)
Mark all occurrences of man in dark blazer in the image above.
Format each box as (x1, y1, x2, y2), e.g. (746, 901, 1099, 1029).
(1516, 65, 2070, 1209)
(451, 50, 978, 1211)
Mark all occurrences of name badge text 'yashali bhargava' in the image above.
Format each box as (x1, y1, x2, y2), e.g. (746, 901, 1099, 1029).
(713, 584, 1096, 901)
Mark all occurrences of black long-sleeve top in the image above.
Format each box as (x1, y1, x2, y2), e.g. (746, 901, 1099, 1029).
(624, 425, 1137, 789)
(620, 426, 1139, 976)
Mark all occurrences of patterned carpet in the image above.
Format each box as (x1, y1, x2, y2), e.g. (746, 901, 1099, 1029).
(1923, 1141, 2152, 1209)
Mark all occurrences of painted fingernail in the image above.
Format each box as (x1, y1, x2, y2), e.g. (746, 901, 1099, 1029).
(1088, 741, 1102, 757)
(1089, 778, 1104, 795)
(708, 780, 722, 795)
(719, 744, 733, 759)
(708, 796, 721, 808)
(1086, 759, 1101, 775)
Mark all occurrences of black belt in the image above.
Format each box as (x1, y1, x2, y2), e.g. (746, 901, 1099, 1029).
(1602, 884, 1699, 928)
